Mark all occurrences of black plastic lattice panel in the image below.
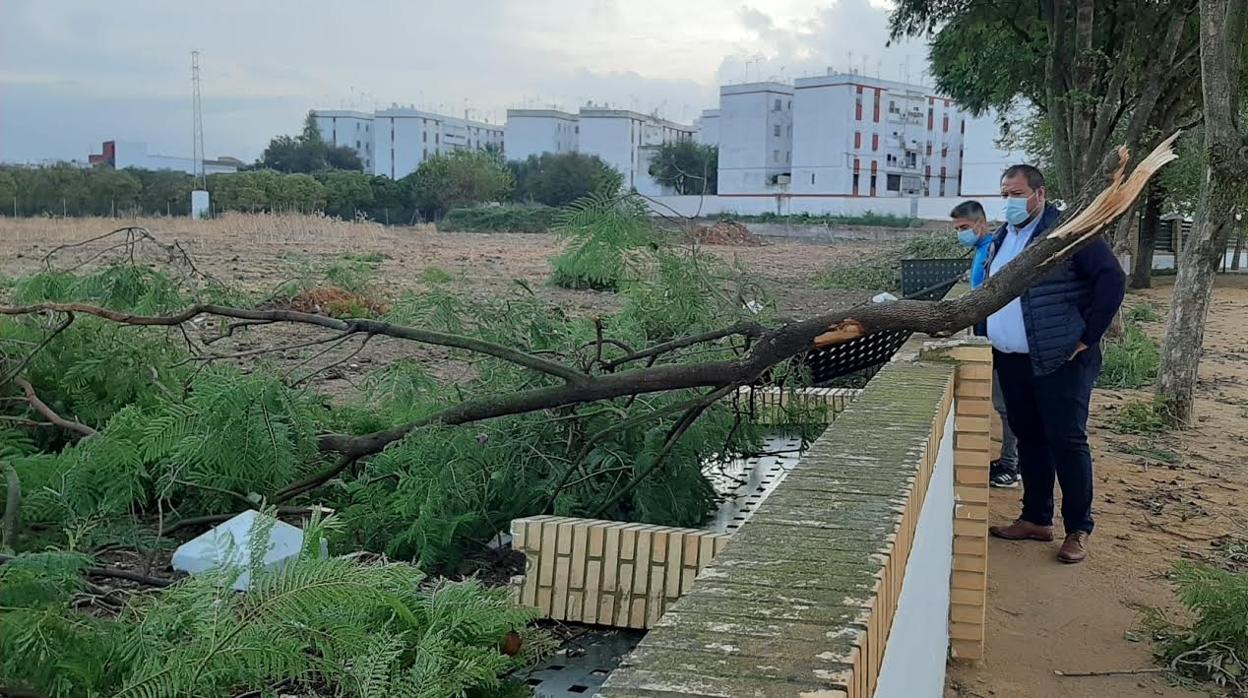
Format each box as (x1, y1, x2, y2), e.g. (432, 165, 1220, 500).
(801, 258, 967, 385)
(900, 257, 971, 299)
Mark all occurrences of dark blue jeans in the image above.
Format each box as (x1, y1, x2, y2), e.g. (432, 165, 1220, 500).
(993, 347, 1102, 534)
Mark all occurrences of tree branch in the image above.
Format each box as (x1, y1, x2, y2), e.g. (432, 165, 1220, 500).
(0, 304, 587, 386)
(0, 553, 175, 588)
(13, 378, 97, 438)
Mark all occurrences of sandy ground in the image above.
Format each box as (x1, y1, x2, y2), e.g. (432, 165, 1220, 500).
(3, 215, 1244, 696)
(947, 275, 1248, 698)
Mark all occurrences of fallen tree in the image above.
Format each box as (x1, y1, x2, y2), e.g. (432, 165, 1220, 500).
(1, 136, 1178, 506)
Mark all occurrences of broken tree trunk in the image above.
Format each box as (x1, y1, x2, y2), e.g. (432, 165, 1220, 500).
(1130, 182, 1166, 289)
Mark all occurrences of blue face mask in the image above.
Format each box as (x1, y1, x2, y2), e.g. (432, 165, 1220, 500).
(956, 228, 980, 247)
(1003, 196, 1033, 225)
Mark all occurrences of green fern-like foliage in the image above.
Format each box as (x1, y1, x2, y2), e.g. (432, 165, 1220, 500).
(1152, 561, 1248, 687)
(550, 193, 657, 291)
(0, 549, 542, 698)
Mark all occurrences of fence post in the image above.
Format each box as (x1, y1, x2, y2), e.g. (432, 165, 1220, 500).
(921, 338, 992, 662)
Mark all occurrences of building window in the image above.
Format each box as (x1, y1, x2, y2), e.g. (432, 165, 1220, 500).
(887, 174, 901, 191)
(774, 98, 782, 111)
(873, 90, 881, 122)
(854, 132, 861, 149)
(774, 125, 781, 137)
(811, 173, 816, 185)
(773, 149, 780, 163)
(422, 132, 427, 143)
(852, 173, 860, 196)
(872, 134, 879, 151)
(943, 115, 950, 132)
(928, 108, 934, 130)
(786, 150, 790, 162)
(870, 173, 877, 196)
(355, 140, 361, 149)
(926, 142, 932, 156)
(787, 125, 792, 136)
(423, 148, 428, 160)
(942, 146, 948, 158)
(855, 95, 863, 121)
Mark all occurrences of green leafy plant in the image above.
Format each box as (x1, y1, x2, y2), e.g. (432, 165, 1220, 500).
(1147, 562, 1248, 693)
(441, 205, 560, 233)
(1108, 399, 1171, 435)
(549, 193, 657, 291)
(815, 234, 966, 292)
(1099, 323, 1161, 389)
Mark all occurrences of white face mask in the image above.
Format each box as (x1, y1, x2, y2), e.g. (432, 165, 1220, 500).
(1003, 193, 1035, 225)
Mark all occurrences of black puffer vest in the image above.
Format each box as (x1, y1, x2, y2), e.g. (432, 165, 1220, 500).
(982, 205, 1089, 376)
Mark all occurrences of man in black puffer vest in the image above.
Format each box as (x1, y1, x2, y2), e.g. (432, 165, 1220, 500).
(982, 165, 1126, 564)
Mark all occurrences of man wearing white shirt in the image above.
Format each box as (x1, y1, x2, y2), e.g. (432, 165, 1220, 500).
(983, 165, 1126, 564)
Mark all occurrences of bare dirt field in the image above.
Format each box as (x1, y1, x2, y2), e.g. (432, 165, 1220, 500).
(3, 214, 1244, 697)
(948, 275, 1248, 698)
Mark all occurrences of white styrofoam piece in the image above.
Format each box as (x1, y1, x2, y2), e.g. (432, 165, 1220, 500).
(171, 510, 307, 591)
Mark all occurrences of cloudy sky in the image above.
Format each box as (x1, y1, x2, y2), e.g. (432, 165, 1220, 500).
(0, 0, 930, 164)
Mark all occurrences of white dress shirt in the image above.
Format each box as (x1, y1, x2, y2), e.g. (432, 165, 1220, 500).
(986, 215, 1042, 353)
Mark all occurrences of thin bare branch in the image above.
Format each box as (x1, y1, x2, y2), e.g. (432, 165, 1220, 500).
(14, 378, 97, 438)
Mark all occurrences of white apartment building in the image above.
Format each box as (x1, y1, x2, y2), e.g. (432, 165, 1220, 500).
(577, 107, 696, 195)
(716, 83, 794, 195)
(365, 107, 504, 179)
(959, 109, 1029, 196)
(311, 110, 374, 172)
(504, 109, 579, 161)
(790, 73, 965, 198)
(695, 109, 720, 146)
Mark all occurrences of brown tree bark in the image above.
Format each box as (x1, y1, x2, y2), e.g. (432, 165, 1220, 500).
(1130, 182, 1166, 288)
(1157, 0, 1248, 423)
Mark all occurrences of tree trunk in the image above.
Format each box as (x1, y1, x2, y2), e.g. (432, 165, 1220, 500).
(1231, 227, 1244, 270)
(1130, 182, 1165, 288)
(1157, 0, 1248, 424)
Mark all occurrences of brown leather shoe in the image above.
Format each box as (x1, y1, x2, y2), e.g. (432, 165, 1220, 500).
(1058, 531, 1089, 564)
(989, 519, 1055, 541)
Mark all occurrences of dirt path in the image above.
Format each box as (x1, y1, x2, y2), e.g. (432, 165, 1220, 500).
(948, 276, 1248, 698)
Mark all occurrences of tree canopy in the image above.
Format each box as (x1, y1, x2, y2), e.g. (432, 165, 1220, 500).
(509, 152, 622, 207)
(409, 150, 514, 219)
(891, 0, 1200, 201)
(647, 142, 718, 195)
(258, 113, 364, 174)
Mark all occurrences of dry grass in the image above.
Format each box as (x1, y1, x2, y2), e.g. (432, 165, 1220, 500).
(0, 212, 433, 251)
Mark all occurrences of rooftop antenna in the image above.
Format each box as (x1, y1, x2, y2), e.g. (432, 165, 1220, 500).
(191, 50, 205, 189)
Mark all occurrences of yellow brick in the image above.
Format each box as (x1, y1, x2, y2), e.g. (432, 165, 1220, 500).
(552, 552, 571, 619)
(955, 415, 991, 434)
(665, 532, 684, 598)
(699, 535, 715, 570)
(511, 520, 527, 550)
(570, 524, 589, 588)
(602, 526, 622, 593)
(956, 433, 992, 452)
(953, 536, 987, 557)
(684, 534, 701, 569)
(950, 621, 985, 642)
(950, 587, 984, 607)
(538, 522, 557, 586)
(954, 518, 987, 537)
(583, 559, 602, 624)
(957, 363, 993, 381)
(651, 531, 668, 563)
(956, 503, 990, 522)
(942, 345, 993, 363)
(950, 639, 984, 660)
(556, 520, 573, 555)
(950, 602, 986, 625)
(955, 379, 992, 398)
(630, 596, 647, 629)
(952, 570, 986, 591)
(589, 524, 605, 557)
(954, 555, 987, 573)
(955, 464, 990, 486)
(955, 484, 990, 504)
(632, 530, 652, 596)
(955, 447, 990, 467)
(957, 397, 992, 417)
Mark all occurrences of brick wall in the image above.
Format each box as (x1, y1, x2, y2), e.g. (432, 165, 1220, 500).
(600, 360, 959, 697)
(511, 517, 729, 629)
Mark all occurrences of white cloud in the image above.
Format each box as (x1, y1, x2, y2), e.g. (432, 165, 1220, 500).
(0, 0, 929, 163)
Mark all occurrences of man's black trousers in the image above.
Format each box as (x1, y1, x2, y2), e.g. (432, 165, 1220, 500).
(992, 347, 1102, 534)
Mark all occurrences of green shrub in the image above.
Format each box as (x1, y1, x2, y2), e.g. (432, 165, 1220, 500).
(814, 233, 966, 292)
(1150, 562, 1248, 692)
(1126, 301, 1161, 323)
(441, 205, 559, 233)
(1099, 324, 1161, 389)
(549, 194, 656, 291)
(420, 266, 454, 284)
(1108, 399, 1170, 435)
(717, 211, 923, 228)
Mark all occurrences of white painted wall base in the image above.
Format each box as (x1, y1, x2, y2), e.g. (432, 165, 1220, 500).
(874, 405, 956, 698)
(645, 194, 972, 221)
